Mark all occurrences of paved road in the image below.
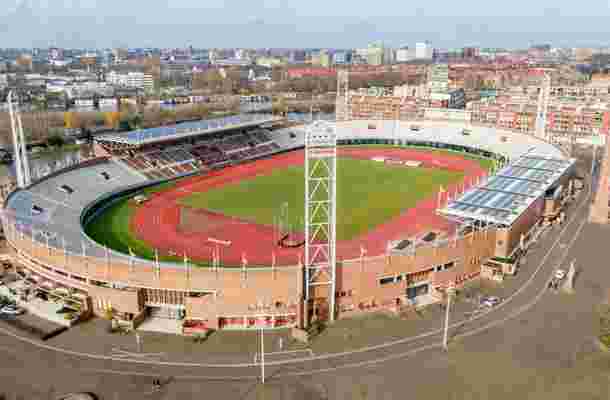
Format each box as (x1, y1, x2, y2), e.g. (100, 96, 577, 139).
(0, 172, 598, 399)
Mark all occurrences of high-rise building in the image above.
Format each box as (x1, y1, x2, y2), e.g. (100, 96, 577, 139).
(319, 50, 332, 67)
(333, 50, 352, 65)
(48, 47, 63, 61)
(367, 43, 385, 66)
(384, 48, 396, 64)
(415, 42, 433, 60)
(395, 47, 413, 63)
(287, 50, 305, 64)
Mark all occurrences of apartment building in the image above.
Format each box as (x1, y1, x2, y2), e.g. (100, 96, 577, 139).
(468, 97, 610, 135)
(428, 64, 449, 94)
(106, 71, 153, 91)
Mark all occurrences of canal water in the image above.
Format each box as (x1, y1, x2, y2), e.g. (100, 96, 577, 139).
(0, 113, 331, 182)
(0, 144, 92, 182)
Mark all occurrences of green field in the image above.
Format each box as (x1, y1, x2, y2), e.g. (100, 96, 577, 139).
(85, 146, 494, 263)
(84, 180, 186, 264)
(178, 157, 464, 241)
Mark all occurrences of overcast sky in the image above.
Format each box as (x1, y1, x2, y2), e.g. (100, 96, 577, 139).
(1, 0, 609, 48)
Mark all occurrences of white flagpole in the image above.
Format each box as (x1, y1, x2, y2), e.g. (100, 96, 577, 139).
(271, 251, 276, 279)
(184, 252, 190, 287)
(155, 249, 160, 280)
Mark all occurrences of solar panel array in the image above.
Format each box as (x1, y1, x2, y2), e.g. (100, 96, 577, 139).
(95, 114, 279, 146)
(440, 154, 575, 226)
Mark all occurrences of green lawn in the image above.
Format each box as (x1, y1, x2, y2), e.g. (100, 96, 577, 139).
(178, 157, 464, 241)
(84, 180, 188, 265)
(85, 200, 154, 258)
(85, 147, 492, 263)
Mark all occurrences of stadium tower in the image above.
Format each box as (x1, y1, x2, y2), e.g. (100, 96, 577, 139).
(8, 91, 31, 188)
(304, 120, 337, 323)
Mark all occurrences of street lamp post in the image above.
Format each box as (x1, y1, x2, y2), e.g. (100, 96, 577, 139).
(260, 324, 265, 384)
(442, 283, 455, 351)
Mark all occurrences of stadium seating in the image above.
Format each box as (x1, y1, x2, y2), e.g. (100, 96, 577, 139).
(5, 160, 147, 257)
(108, 124, 305, 181)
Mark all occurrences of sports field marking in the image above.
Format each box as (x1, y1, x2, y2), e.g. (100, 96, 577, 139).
(178, 157, 464, 241)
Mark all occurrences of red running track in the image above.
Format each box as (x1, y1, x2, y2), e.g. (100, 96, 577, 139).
(131, 148, 487, 266)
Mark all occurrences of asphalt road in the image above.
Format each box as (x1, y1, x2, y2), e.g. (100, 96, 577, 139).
(0, 167, 601, 399)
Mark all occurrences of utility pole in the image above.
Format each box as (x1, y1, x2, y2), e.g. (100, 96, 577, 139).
(442, 283, 455, 351)
(260, 324, 265, 384)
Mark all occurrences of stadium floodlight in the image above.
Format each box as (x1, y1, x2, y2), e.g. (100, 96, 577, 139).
(8, 91, 31, 188)
(304, 120, 337, 323)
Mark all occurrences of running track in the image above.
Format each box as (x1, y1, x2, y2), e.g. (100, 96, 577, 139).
(131, 148, 486, 266)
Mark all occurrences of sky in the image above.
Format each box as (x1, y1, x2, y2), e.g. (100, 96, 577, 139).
(1, 0, 610, 49)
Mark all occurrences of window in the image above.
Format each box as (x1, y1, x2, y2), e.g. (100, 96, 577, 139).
(444, 262, 455, 270)
(380, 276, 395, 285)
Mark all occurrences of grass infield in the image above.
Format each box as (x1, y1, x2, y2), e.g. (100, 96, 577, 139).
(85, 147, 492, 264)
(178, 157, 464, 241)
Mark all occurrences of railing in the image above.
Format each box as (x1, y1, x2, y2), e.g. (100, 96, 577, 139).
(2, 214, 302, 304)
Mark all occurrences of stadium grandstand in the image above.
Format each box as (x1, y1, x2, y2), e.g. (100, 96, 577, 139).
(94, 113, 301, 180)
(439, 153, 575, 226)
(1, 118, 579, 333)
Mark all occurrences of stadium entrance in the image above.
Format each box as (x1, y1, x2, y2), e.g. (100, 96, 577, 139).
(146, 305, 185, 320)
(406, 283, 429, 300)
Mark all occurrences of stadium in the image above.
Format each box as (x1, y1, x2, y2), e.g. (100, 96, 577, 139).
(1, 113, 577, 334)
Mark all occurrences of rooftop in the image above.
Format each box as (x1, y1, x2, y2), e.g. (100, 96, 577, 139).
(438, 153, 575, 226)
(94, 113, 281, 146)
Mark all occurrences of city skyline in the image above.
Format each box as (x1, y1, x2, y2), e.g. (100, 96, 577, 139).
(1, 0, 610, 49)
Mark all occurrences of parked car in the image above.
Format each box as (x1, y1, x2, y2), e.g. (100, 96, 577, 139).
(1, 305, 25, 315)
(55, 392, 97, 400)
(480, 296, 501, 308)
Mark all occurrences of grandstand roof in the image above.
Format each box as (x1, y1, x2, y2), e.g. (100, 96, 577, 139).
(95, 114, 282, 146)
(438, 153, 576, 226)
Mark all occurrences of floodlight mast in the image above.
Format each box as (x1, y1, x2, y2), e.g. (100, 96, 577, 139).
(304, 120, 337, 323)
(8, 91, 31, 188)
